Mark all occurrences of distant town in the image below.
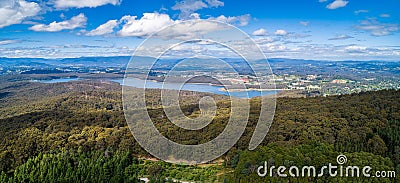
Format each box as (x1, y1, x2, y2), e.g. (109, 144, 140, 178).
(1, 56, 399, 97)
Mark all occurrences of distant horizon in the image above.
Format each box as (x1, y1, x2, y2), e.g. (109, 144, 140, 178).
(1, 55, 399, 62)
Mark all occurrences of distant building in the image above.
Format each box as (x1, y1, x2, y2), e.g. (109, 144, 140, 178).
(230, 78, 249, 84)
(307, 85, 321, 90)
(331, 79, 347, 84)
(306, 75, 317, 80)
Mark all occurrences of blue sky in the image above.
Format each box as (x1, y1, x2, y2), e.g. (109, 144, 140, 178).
(0, 0, 399, 60)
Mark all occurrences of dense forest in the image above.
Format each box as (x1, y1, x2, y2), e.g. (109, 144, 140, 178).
(0, 75, 399, 182)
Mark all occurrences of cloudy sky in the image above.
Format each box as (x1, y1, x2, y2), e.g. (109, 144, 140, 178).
(0, 0, 399, 60)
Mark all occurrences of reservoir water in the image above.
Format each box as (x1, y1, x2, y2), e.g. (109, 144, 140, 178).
(113, 78, 276, 99)
(37, 77, 276, 98)
(36, 78, 81, 83)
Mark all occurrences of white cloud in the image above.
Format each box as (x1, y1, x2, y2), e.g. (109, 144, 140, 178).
(102, 12, 247, 38)
(172, 0, 207, 12)
(118, 14, 230, 40)
(326, 0, 348, 10)
(153, 20, 228, 40)
(60, 13, 66, 19)
(299, 21, 309, 26)
(260, 43, 287, 52)
(328, 34, 354, 40)
(189, 13, 200, 19)
(252, 28, 268, 36)
(0, 39, 19, 45)
(0, 0, 40, 28)
(170, 43, 205, 52)
(355, 18, 399, 36)
(274, 29, 287, 36)
(205, 0, 224, 7)
(86, 19, 118, 36)
(254, 37, 276, 44)
(54, 0, 121, 8)
(172, 0, 208, 19)
(380, 14, 390, 18)
(345, 45, 366, 52)
(354, 10, 368, 15)
(318, 0, 327, 2)
(117, 13, 176, 37)
(29, 13, 87, 32)
(209, 14, 250, 26)
(172, 0, 224, 19)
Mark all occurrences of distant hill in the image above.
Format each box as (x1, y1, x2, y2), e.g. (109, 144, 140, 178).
(2, 56, 398, 68)
(0, 57, 52, 67)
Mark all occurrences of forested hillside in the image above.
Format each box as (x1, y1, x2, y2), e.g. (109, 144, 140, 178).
(0, 77, 399, 182)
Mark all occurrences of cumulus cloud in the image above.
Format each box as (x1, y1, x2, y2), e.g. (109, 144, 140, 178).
(172, 0, 224, 19)
(274, 29, 287, 36)
(54, 0, 121, 8)
(328, 34, 354, 40)
(117, 18, 229, 44)
(355, 18, 399, 36)
(209, 14, 250, 26)
(86, 19, 118, 36)
(252, 28, 268, 36)
(254, 37, 276, 44)
(117, 13, 176, 37)
(29, 13, 87, 32)
(92, 12, 247, 38)
(0, 0, 40, 28)
(326, 0, 348, 10)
